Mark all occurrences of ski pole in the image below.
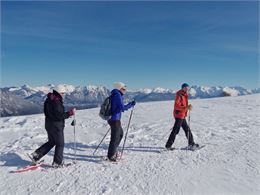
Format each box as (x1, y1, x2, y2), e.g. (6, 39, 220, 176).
(71, 109, 77, 163)
(120, 107, 134, 159)
(93, 128, 110, 156)
(73, 114, 76, 162)
(188, 110, 191, 147)
(188, 109, 191, 127)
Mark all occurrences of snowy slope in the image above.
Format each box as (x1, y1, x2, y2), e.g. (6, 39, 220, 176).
(0, 94, 260, 195)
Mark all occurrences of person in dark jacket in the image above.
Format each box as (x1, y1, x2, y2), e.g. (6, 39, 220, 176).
(107, 82, 136, 161)
(165, 83, 199, 150)
(29, 85, 75, 166)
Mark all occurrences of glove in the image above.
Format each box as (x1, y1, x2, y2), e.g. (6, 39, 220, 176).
(131, 100, 136, 106)
(68, 108, 76, 116)
(187, 104, 193, 111)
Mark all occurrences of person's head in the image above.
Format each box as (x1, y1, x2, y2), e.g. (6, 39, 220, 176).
(53, 84, 67, 97)
(113, 82, 127, 95)
(181, 83, 190, 93)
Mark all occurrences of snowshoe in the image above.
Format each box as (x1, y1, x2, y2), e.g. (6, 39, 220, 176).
(166, 147, 175, 151)
(27, 152, 41, 165)
(187, 143, 206, 151)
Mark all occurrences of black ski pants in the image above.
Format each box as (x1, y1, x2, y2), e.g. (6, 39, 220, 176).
(35, 120, 64, 164)
(107, 120, 124, 159)
(166, 118, 195, 148)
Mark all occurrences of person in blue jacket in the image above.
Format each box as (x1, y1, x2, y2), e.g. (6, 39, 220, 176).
(108, 82, 136, 161)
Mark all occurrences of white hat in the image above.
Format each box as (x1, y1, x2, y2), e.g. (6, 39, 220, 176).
(113, 82, 126, 90)
(54, 84, 67, 94)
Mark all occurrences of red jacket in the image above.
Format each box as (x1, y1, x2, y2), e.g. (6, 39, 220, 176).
(173, 89, 189, 119)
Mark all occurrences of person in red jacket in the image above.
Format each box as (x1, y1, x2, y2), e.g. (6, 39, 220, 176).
(165, 83, 199, 150)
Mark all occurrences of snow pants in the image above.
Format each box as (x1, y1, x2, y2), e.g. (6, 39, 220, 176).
(35, 119, 64, 164)
(166, 118, 195, 148)
(107, 120, 124, 159)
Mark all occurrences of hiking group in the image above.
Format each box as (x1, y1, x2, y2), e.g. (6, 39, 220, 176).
(28, 82, 199, 166)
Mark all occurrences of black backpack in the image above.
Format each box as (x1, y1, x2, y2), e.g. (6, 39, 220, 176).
(99, 95, 113, 120)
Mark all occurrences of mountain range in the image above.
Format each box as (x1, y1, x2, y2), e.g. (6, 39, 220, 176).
(1, 84, 259, 117)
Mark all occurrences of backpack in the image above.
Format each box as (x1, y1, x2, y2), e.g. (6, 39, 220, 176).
(99, 95, 113, 120)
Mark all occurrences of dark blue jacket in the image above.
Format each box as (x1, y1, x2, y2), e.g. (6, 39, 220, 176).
(110, 89, 133, 121)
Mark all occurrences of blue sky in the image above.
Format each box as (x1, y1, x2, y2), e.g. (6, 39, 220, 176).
(1, 1, 259, 89)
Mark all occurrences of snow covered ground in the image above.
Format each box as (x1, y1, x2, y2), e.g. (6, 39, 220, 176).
(0, 94, 259, 195)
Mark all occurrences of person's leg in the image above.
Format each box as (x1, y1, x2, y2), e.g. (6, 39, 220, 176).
(107, 121, 121, 159)
(182, 119, 195, 145)
(165, 119, 183, 148)
(53, 129, 64, 165)
(34, 130, 55, 160)
(116, 121, 124, 148)
(114, 122, 124, 157)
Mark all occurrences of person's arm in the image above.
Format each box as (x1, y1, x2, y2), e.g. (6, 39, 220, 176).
(115, 94, 133, 112)
(123, 102, 133, 111)
(52, 101, 71, 120)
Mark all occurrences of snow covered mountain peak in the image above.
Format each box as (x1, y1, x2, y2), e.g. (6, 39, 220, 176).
(152, 87, 172, 93)
(1, 84, 260, 117)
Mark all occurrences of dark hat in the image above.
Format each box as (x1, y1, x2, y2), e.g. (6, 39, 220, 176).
(181, 83, 189, 89)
